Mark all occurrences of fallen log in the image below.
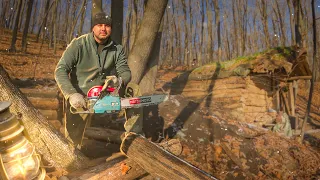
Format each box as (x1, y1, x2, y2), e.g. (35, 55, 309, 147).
(28, 97, 59, 110)
(120, 133, 217, 180)
(40, 109, 58, 120)
(67, 153, 148, 180)
(84, 127, 124, 144)
(0, 65, 89, 171)
(20, 88, 59, 98)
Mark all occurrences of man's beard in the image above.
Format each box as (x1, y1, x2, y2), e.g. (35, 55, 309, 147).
(94, 33, 109, 43)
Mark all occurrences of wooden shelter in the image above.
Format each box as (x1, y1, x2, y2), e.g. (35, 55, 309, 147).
(170, 47, 312, 129)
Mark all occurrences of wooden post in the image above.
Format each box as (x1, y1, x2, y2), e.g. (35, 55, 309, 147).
(276, 88, 280, 111)
(293, 80, 299, 128)
(289, 82, 295, 116)
(293, 80, 298, 101)
(280, 91, 291, 116)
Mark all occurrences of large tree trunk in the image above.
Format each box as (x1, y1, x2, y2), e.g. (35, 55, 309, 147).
(139, 16, 164, 94)
(0, 65, 89, 171)
(128, 0, 168, 85)
(111, 0, 123, 44)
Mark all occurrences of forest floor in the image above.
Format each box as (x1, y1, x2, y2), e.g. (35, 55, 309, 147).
(1, 28, 320, 179)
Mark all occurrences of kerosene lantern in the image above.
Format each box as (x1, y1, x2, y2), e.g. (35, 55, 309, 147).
(0, 101, 45, 180)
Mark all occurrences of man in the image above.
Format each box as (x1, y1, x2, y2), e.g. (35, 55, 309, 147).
(55, 12, 143, 148)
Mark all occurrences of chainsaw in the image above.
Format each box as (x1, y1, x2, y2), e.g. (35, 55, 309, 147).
(70, 77, 168, 114)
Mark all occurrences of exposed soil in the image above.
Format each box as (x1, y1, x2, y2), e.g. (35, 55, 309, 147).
(1, 28, 320, 179)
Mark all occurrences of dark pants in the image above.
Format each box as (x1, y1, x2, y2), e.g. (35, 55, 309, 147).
(63, 82, 143, 148)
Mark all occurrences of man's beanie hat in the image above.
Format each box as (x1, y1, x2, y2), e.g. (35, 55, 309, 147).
(92, 12, 112, 28)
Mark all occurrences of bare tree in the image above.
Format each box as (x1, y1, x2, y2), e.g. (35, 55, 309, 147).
(239, 0, 248, 56)
(77, 0, 87, 36)
(171, 0, 179, 65)
(62, 0, 70, 43)
(272, 0, 286, 46)
(286, 0, 295, 45)
(300, 0, 317, 143)
(9, 0, 23, 52)
(30, 0, 38, 33)
(232, 1, 239, 56)
(181, 0, 189, 66)
(53, 0, 57, 54)
(17, 0, 26, 31)
(8, 1, 19, 29)
(0, 0, 10, 28)
(189, 0, 195, 65)
(206, 0, 214, 63)
(67, 0, 86, 43)
(198, 0, 205, 64)
(258, 0, 270, 48)
(213, 0, 221, 61)
(21, 0, 34, 53)
(36, 0, 53, 42)
(293, 0, 302, 47)
(222, 1, 231, 60)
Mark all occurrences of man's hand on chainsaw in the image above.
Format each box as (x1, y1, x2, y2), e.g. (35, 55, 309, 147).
(102, 75, 119, 91)
(69, 93, 86, 109)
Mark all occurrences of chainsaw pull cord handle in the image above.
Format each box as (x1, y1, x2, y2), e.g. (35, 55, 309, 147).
(101, 76, 122, 94)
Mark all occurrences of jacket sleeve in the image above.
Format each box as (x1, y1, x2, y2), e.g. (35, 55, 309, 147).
(54, 41, 78, 99)
(115, 46, 131, 85)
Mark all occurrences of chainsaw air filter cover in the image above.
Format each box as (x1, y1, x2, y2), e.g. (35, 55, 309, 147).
(93, 96, 121, 113)
(87, 86, 103, 98)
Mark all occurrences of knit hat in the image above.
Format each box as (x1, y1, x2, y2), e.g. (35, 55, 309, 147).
(92, 12, 112, 29)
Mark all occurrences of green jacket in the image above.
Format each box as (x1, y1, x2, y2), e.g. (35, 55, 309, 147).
(55, 32, 131, 99)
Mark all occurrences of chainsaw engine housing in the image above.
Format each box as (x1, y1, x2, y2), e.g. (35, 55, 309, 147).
(93, 96, 121, 113)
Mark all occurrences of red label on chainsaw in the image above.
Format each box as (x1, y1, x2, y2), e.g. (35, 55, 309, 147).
(129, 98, 141, 104)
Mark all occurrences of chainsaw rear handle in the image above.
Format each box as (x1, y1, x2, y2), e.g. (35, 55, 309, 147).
(102, 77, 122, 92)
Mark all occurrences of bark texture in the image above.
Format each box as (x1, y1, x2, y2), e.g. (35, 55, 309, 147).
(0, 65, 89, 171)
(128, 0, 168, 84)
(120, 133, 217, 180)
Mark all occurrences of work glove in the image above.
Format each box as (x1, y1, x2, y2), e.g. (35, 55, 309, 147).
(69, 93, 86, 109)
(102, 75, 119, 91)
